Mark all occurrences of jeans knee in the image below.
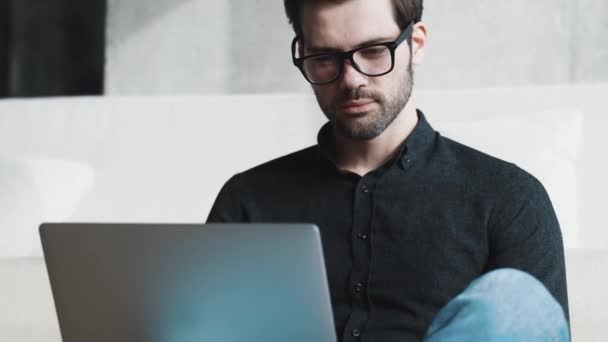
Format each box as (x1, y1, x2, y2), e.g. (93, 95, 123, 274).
(425, 268, 570, 341)
(469, 268, 544, 295)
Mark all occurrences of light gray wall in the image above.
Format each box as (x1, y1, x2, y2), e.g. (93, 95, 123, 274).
(418, 0, 574, 88)
(105, 0, 229, 94)
(105, 0, 608, 94)
(574, 0, 608, 82)
(227, 1, 307, 93)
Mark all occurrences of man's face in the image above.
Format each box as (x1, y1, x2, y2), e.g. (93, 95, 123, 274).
(300, 0, 414, 141)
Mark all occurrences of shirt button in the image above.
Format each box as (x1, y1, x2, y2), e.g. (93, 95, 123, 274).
(357, 233, 367, 240)
(354, 282, 364, 293)
(400, 154, 412, 168)
(352, 329, 361, 337)
(361, 185, 370, 193)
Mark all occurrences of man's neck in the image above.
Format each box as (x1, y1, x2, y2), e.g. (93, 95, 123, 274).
(334, 99, 419, 176)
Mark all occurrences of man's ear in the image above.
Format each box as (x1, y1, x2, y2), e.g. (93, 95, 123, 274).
(411, 22, 428, 65)
(293, 37, 305, 58)
(299, 39, 304, 58)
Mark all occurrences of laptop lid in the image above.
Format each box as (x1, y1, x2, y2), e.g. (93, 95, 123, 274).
(40, 223, 336, 342)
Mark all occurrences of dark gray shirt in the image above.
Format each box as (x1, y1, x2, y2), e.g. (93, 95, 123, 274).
(207, 110, 569, 342)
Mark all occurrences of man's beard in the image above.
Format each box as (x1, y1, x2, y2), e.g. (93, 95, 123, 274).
(315, 61, 413, 141)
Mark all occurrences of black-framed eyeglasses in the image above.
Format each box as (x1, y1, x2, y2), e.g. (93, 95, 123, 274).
(292, 22, 414, 85)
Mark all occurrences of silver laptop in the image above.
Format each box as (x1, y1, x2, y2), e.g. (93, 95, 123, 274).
(40, 223, 337, 342)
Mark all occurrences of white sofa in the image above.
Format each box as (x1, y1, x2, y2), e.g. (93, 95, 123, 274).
(0, 84, 606, 341)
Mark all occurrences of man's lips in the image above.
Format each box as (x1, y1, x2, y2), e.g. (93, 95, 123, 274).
(340, 99, 376, 112)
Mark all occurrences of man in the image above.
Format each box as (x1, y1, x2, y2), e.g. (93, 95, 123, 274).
(208, 0, 569, 340)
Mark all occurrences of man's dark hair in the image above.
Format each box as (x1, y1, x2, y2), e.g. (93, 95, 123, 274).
(283, 0, 424, 38)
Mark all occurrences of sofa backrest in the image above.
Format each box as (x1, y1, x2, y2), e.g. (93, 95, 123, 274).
(0, 84, 606, 257)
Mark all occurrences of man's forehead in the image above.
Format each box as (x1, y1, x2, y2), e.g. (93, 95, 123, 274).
(299, 0, 400, 49)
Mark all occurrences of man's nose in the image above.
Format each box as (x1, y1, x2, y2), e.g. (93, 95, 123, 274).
(338, 60, 369, 90)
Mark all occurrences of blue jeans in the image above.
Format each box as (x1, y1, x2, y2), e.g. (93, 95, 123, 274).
(424, 269, 570, 341)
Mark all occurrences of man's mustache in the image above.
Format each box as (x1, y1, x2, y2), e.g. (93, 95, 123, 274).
(343, 87, 379, 101)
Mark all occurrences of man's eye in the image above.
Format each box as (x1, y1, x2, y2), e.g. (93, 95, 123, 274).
(360, 47, 388, 56)
(311, 56, 335, 64)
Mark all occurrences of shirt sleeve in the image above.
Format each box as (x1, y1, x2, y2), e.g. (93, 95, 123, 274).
(487, 170, 569, 320)
(206, 174, 248, 223)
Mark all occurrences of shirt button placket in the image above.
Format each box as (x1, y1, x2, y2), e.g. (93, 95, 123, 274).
(344, 178, 374, 341)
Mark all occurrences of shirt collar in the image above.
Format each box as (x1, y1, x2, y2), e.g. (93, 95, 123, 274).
(317, 109, 436, 171)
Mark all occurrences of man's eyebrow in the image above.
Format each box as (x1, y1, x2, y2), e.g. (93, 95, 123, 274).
(306, 37, 394, 53)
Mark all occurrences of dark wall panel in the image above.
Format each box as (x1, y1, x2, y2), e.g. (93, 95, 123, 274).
(0, 0, 10, 97)
(2, 0, 106, 98)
